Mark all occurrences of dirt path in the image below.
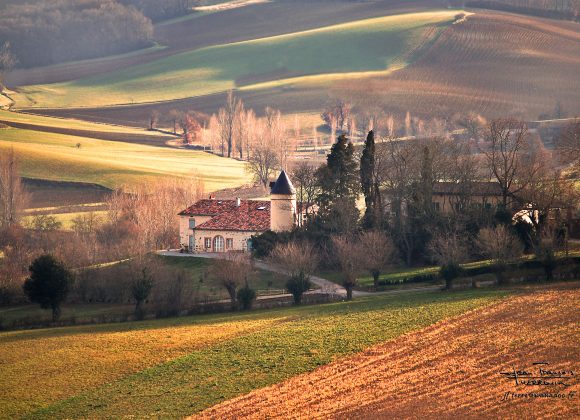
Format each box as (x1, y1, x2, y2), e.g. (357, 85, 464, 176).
(194, 283, 579, 419)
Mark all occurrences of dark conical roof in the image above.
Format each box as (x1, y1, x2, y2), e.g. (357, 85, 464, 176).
(271, 170, 295, 195)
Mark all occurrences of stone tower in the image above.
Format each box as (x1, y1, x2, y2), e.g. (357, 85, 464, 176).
(270, 171, 296, 232)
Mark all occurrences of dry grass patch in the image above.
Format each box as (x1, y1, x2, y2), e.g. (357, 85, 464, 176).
(0, 315, 284, 418)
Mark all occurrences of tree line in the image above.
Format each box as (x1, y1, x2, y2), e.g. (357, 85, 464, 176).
(0, 0, 203, 69)
(254, 118, 579, 299)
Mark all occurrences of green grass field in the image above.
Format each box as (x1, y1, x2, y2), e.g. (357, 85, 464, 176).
(0, 288, 508, 418)
(159, 255, 288, 297)
(13, 11, 462, 109)
(0, 110, 166, 136)
(0, 125, 251, 191)
(21, 210, 107, 231)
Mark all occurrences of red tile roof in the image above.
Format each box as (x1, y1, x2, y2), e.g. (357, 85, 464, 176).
(179, 199, 271, 232)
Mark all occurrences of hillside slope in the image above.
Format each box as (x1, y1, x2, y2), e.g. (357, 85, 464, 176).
(33, 10, 580, 127)
(11, 11, 460, 109)
(197, 284, 579, 419)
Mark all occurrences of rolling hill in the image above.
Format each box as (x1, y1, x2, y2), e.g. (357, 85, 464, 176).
(20, 5, 579, 129)
(10, 11, 461, 109)
(0, 112, 250, 191)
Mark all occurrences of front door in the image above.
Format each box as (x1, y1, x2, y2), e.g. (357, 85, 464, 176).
(188, 235, 195, 252)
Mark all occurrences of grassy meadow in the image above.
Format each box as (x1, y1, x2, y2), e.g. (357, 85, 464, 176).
(12, 11, 461, 109)
(0, 110, 166, 136)
(0, 125, 251, 191)
(0, 288, 508, 419)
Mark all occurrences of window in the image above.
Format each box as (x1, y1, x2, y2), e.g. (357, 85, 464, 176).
(246, 239, 253, 251)
(432, 202, 440, 211)
(226, 238, 234, 249)
(204, 237, 211, 249)
(189, 218, 195, 229)
(213, 236, 225, 252)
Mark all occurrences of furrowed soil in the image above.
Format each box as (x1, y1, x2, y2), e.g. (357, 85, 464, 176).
(196, 283, 579, 419)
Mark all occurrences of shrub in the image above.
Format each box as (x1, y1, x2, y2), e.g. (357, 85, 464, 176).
(440, 263, 464, 290)
(286, 273, 312, 305)
(131, 267, 153, 320)
(22, 254, 73, 321)
(236, 283, 256, 311)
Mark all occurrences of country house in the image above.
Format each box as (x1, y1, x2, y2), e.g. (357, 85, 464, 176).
(179, 171, 307, 253)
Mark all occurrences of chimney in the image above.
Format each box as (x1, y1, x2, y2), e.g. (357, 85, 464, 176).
(236, 197, 241, 207)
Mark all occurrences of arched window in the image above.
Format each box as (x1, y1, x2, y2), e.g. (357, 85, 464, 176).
(213, 235, 225, 252)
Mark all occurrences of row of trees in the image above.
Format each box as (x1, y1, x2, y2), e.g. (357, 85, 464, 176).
(0, 0, 154, 68)
(163, 92, 299, 188)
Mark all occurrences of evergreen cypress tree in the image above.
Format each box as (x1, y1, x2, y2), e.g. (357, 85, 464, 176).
(315, 134, 360, 233)
(360, 130, 376, 228)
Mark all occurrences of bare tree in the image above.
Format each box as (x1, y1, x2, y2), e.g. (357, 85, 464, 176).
(177, 111, 202, 144)
(290, 161, 318, 223)
(455, 112, 486, 140)
(105, 176, 204, 252)
(331, 235, 363, 300)
(168, 109, 180, 134)
(555, 120, 580, 170)
(270, 241, 318, 304)
(481, 118, 532, 208)
(210, 253, 253, 309)
(148, 110, 159, 131)
(477, 225, 523, 284)
(0, 149, 28, 228)
(359, 231, 397, 289)
(264, 107, 288, 170)
(217, 91, 242, 158)
(321, 99, 351, 132)
(247, 120, 279, 188)
(0, 42, 17, 92)
(429, 232, 468, 289)
(236, 108, 255, 160)
(446, 141, 482, 213)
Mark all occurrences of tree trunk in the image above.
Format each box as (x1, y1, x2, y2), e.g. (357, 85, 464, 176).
(227, 287, 237, 310)
(51, 304, 61, 322)
(346, 286, 353, 300)
(135, 300, 144, 320)
(372, 270, 380, 289)
(293, 293, 302, 305)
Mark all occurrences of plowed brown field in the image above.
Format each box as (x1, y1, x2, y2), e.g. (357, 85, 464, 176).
(339, 11, 580, 120)
(195, 284, 579, 419)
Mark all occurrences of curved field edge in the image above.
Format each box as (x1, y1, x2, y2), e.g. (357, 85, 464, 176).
(196, 283, 579, 419)
(22, 289, 507, 419)
(11, 11, 464, 109)
(0, 126, 250, 191)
